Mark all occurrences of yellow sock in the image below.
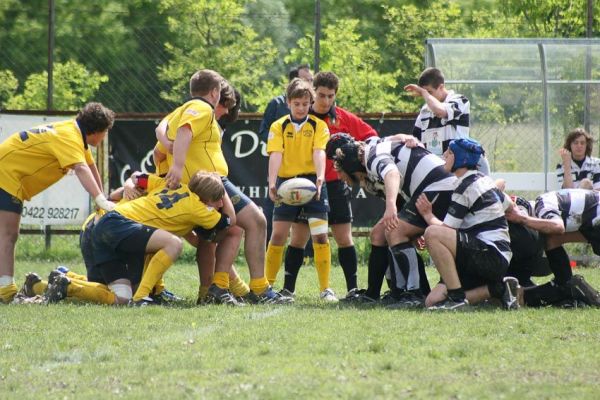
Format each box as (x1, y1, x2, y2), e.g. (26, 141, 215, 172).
(314, 242, 331, 292)
(230, 275, 250, 297)
(133, 250, 174, 301)
(198, 285, 210, 301)
(65, 271, 87, 281)
(213, 271, 229, 290)
(0, 283, 18, 303)
(71, 278, 109, 290)
(33, 280, 48, 295)
(250, 277, 269, 295)
(265, 243, 285, 285)
(153, 278, 166, 296)
(67, 280, 116, 305)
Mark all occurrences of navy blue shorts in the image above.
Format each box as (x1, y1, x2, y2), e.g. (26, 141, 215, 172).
(91, 211, 156, 266)
(273, 175, 329, 222)
(80, 217, 97, 278)
(0, 187, 23, 214)
(222, 177, 252, 215)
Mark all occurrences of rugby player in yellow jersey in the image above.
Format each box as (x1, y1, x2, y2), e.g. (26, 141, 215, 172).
(265, 78, 334, 300)
(157, 70, 289, 304)
(0, 102, 115, 303)
(71, 171, 231, 306)
(155, 84, 250, 303)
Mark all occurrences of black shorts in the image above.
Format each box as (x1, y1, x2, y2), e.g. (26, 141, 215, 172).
(579, 225, 600, 256)
(80, 217, 97, 277)
(455, 231, 508, 291)
(0, 187, 23, 214)
(91, 211, 156, 266)
(399, 190, 452, 229)
(326, 180, 352, 225)
(273, 175, 330, 222)
(222, 177, 252, 215)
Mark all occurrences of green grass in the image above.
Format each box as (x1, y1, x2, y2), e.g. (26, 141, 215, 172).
(2, 237, 600, 399)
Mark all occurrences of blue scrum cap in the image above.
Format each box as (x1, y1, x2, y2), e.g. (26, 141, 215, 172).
(449, 138, 484, 170)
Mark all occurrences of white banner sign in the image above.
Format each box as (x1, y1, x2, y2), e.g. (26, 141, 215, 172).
(0, 113, 91, 226)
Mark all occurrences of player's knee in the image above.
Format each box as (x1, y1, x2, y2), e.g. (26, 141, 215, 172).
(312, 233, 328, 244)
(423, 225, 441, 242)
(166, 236, 183, 258)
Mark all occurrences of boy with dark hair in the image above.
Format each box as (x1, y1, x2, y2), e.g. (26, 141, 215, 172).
(416, 138, 512, 311)
(265, 78, 333, 300)
(0, 102, 115, 303)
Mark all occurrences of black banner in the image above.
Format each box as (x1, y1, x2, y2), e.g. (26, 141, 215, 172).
(109, 116, 415, 227)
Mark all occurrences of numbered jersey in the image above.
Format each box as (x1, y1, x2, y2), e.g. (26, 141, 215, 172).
(0, 119, 94, 201)
(114, 175, 223, 236)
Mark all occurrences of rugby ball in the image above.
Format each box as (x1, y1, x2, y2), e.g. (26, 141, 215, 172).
(277, 178, 317, 206)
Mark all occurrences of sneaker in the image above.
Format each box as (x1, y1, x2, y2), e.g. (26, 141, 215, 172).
(387, 290, 425, 309)
(354, 293, 379, 305)
(151, 289, 183, 305)
(278, 288, 296, 298)
(565, 275, 600, 307)
(128, 296, 156, 307)
(20, 272, 42, 297)
(340, 288, 364, 302)
(502, 277, 521, 310)
(47, 269, 64, 286)
(427, 298, 470, 311)
(244, 287, 294, 304)
(319, 288, 338, 302)
(44, 275, 70, 304)
(205, 284, 243, 306)
(379, 290, 397, 306)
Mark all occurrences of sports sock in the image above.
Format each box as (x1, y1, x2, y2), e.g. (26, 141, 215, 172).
(338, 246, 358, 292)
(417, 252, 431, 296)
(132, 250, 174, 301)
(283, 246, 304, 293)
(153, 278, 166, 296)
(313, 242, 331, 292)
(249, 277, 269, 295)
(33, 280, 48, 295)
(67, 280, 116, 304)
(65, 270, 87, 281)
(0, 283, 17, 303)
(213, 271, 229, 290)
(71, 278, 109, 290)
(265, 243, 285, 285)
(447, 287, 466, 302)
(546, 247, 573, 285)
(366, 245, 388, 299)
(230, 275, 250, 297)
(389, 243, 421, 291)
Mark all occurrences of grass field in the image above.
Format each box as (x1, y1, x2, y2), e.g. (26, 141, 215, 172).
(2, 237, 600, 399)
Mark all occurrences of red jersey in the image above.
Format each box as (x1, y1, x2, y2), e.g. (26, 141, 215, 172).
(311, 106, 378, 182)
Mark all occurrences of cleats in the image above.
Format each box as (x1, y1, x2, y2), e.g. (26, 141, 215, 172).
(319, 288, 338, 302)
(502, 277, 522, 310)
(340, 288, 363, 302)
(386, 290, 425, 309)
(244, 287, 294, 304)
(564, 275, 600, 307)
(20, 272, 42, 297)
(151, 289, 183, 305)
(44, 274, 70, 304)
(428, 297, 470, 311)
(278, 288, 296, 299)
(205, 284, 243, 306)
(128, 296, 156, 307)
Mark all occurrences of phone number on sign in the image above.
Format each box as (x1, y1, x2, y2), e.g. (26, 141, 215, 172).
(21, 206, 80, 220)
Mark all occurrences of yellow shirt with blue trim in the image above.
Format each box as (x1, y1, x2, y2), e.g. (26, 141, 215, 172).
(0, 119, 95, 201)
(163, 98, 228, 181)
(114, 175, 222, 237)
(267, 114, 329, 178)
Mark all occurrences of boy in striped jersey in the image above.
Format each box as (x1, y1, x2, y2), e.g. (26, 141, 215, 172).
(416, 138, 513, 311)
(506, 188, 600, 307)
(329, 133, 456, 307)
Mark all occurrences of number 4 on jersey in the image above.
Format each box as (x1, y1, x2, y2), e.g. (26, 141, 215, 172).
(155, 189, 189, 209)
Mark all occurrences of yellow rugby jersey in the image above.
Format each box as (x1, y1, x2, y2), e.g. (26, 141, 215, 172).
(0, 119, 95, 201)
(267, 114, 329, 178)
(114, 175, 221, 237)
(164, 98, 228, 182)
(154, 141, 169, 176)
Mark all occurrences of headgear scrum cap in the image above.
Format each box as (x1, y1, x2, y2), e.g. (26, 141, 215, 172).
(326, 133, 354, 160)
(449, 138, 484, 171)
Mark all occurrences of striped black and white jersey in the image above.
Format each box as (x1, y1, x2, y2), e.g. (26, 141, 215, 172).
(363, 137, 456, 202)
(444, 170, 512, 263)
(556, 156, 600, 190)
(534, 189, 600, 232)
(412, 90, 469, 157)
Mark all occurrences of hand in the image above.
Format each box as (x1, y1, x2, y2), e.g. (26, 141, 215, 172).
(415, 235, 426, 251)
(315, 177, 324, 201)
(403, 136, 421, 148)
(123, 184, 143, 201)
(415, 193, 433, 218)
(505, 206, 525, 224)
(559, 148, 571, 164)
(165, 166, 182, 189)
(269, 185, 279, 202)
(404, 84, 426, 97)
(382, 203, 399, 231)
